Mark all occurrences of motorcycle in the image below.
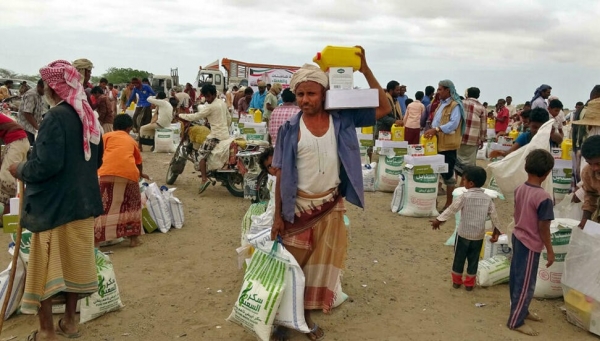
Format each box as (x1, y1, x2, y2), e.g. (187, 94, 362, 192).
(165, 119, 269, 199)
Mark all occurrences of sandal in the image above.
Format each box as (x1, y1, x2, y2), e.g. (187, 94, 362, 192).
(306, 323, 325, 341)
(27, 331, 38, 341)
(56, 318, 81, 338)
(199, 181, 211, 194)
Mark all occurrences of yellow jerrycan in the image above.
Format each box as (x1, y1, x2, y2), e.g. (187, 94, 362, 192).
(253, 109, 263, 123)
(561, 139, 573, 160)
(362, 126, 374, 134)
(420, 135, 438, 156)
(313, 46, 362, 72)
(391, 124, 405, 141)
(508, 129, 519, 141)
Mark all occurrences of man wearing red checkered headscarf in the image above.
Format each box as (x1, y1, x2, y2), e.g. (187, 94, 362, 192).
(8, 60, 104, 341)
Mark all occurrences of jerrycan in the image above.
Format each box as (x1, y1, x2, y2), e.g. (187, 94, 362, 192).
(561, 139, 573, 160)
(391, 124, 405, 141)
(420, 135, 438, 156)
(253, 109, 262, 123)
(313, 46, 361, 72)
(362, 126, 373, 134)
(508, 129, 519, 141)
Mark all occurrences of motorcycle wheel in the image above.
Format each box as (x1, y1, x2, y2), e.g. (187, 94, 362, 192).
(225, 172, 244, 198)
(252, 171, 270, 204)
(166, 147, 187, 185)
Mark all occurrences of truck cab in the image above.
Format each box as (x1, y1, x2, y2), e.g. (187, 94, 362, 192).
(150, 68, 180, 94)
(196, 69, 225, 93)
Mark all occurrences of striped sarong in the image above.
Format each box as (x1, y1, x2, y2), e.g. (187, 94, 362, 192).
(282, 189, 346, 313)
(21, 218, 98, 314)
(94, 175, 143, 243)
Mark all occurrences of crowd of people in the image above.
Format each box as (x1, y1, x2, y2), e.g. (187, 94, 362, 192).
(0, 47, 598, 340)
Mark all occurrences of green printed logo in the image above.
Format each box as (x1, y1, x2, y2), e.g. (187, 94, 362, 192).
(337, 69, 345, 74)
(414, 174, 437, 183)
(553, 176, 571, 185)
(385, 156, 404, 167)
(416, 187, 436, 194)
(385, 169, 402, 175)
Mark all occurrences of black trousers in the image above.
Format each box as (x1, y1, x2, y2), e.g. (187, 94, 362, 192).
(25, 131, 35, 146)
(439, 149, 457, 186)
(452, 236, 483, 277)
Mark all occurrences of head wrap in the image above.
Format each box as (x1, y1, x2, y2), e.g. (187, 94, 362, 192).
(531, 84, 551, 104)
(72, 58, 94, 70)
(289, 64, 328, 93)
(270, 83, 283, 95)
(257, 81, 267, 87)
(40, 60, 101, 161)
(438, 79, 466, 134)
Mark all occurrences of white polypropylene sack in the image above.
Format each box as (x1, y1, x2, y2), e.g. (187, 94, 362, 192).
(170, 123, 182, 146)
(80, 249, 124, 324)
(487, 120, 554, 199)
(363, 162, 377, 192)
(227, 244, 287, 341)
(482, 234, 511, 260)
(247, 229, 310, 333)
(477, 143, 488, 160)
(10, 229, 32, 264)
(162, 188, 184, 229)
(250, 175, 276, 229)
(0, 246, 25, 320)
(554, 194, 583, 221)
(534, 219, 575, 298)
(552, 168, 572, 204)
(375, 155, 403, 192)
(390, 174, 405, 213)
(145, 183, 172, 233)
(477, 255, 510, 287)
(154, 128, 175, 153)
(398, 172, 438, 217)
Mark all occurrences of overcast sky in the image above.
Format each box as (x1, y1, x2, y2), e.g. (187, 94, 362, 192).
(3, 0, 600, 108)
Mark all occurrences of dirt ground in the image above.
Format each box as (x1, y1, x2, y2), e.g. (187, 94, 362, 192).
(0, 151, 597, 341)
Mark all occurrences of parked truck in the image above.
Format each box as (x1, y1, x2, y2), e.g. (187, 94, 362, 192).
(195, 59, 300, 94)
(149, 68, 180, 94)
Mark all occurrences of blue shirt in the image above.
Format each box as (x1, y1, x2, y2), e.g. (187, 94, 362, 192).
(249, 91, 267, 110)
(515, 131, 532, 147)
(431, 98, 461, 134)
(126, 85, 156, 108)
(273, 109, 376, 223)
(397, 95, 408, 114)
(421, 96, 431, 108)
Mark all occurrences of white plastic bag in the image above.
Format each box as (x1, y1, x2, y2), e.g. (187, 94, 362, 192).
(247, 229, 310, 333)
(227, 242, 287, 341)
(477, 255, 510, 287)
(154, 128, 175, 153)
(375, 155, 403, 192)
(534, 219, 575, 298)
(390, 174, 405, 213)
(145, 183, 172, 233)
(563, 225, 600, 301)
(398, 171, 438, 217)
(250, 175, 276, 229)
(363, 162, 377, 192)
(554, 194, 583, 221)
(477, 143, 488, 160)
(80, 249, 124, 324)
(488, 120, 554, 199)
(482, 234, 511, 260)
(162, 188, 184, 229)
(0, 246, 26, 320)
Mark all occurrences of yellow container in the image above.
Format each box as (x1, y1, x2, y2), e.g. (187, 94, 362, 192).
(508, 129, 519, 141)
(561, 139, 573, 160)
(420, 135, 438, 156)
(313, 46, 362, 72)
(391, 124, 405, 141)
(362, 126, 373, 134)
(487, 118, 496, 129)
(253, 109, 262, 123)
(128, 102, 136, 111)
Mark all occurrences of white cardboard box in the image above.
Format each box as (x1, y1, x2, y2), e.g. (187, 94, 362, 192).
(325, 89, 379, 110)
(404, 155, 445, 165)
(329, 67, 354, 90)
(375, 140, 408, 149)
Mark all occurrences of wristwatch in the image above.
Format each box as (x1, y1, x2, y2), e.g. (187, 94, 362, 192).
(435, 127, 441, 133)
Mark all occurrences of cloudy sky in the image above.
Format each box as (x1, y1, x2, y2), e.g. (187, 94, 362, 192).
(3, 0, 600, 107)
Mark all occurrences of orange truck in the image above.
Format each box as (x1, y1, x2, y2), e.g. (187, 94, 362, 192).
(195, 59, 300, 93)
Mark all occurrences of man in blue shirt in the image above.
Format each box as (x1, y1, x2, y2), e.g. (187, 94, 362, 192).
(422, 85, 435, 108)
(423, 80, 466, 209)
(397, 85, 408, 114)
(126, 77, 156, 134)
(270, 47, 391, 341)
(249, 80, 267, 111)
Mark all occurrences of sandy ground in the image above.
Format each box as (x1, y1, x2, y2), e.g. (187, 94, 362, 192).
(0, 151, 597, 341)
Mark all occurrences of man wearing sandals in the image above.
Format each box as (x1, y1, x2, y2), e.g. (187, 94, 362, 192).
(270, 47, 391, 341)
(9, 60, 104, 341)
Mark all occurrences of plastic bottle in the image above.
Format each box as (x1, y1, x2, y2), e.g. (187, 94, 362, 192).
(561, 139, 573, 160)
(391, 124, 405, 141)
(508, 129, 519, 141)
(420, 135, 438, 156)
(313, 46, 362, 72)
(362, 126, 374, 134)
(253, 109, 262, 123)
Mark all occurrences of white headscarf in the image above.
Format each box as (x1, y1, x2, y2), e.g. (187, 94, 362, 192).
(289, 64, 328, 93)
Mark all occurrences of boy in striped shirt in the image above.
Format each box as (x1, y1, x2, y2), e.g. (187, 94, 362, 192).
(507, 149, 555, 336)
(431, 166, 502, 291)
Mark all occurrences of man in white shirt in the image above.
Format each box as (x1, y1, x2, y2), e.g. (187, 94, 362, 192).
(506, 96, 517, 117)
(140, 91, 174, 150)
(179, 84, 231, 193)
(531, 84, 552, 110)
(174, 89, 191, 114)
